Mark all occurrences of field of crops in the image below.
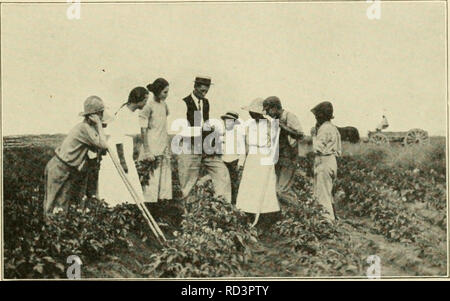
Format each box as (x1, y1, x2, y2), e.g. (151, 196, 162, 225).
(2, 135, 447, 279)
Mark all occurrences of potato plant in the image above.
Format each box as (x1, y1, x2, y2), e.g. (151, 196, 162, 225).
(2, 138, 447, 278)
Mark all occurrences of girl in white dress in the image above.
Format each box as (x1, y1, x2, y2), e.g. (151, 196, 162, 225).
(98, 87, 149, 207)
(236, 98, 280, 227)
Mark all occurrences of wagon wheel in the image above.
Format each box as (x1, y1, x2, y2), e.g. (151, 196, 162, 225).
(403, 129, 429, 146)
(369, 133, 389, 145)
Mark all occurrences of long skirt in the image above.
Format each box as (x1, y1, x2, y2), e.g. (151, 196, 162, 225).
(44, 156, 79, 216)
(236, 153, 279, 214)
(98, 137, 144, 207)
(143, 153, 173, 203)
(313, 155, 337, 221)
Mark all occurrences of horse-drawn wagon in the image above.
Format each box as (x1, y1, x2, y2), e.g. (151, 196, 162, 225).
(368, 128, 429, 146)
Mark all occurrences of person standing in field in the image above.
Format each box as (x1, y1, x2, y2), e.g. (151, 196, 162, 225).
(220, 111, 246, 205)
(310, 101, 341, 221)
(138, 78, 173, 204)
(236, 98, 280, 228)
(175, 76, 231, 203)
(98, 87, 149, 207)
(263, 96, 304, 198)
(44, 96, 109, 217)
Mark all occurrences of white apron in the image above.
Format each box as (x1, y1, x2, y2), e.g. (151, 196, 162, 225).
(236, 119, 280, 214)
(99, 106, 145, 207)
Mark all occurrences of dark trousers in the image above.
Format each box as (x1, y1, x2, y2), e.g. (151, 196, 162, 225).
(77, 158, 101, 201)
(224, 159, 239, 205)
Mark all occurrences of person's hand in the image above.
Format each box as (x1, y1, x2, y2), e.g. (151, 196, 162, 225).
(88, 114, 102, 126)
(278, 121, 289, 131)
(163, 149, 172, 160)
(264, 114, 274, 122)
(144, 152, 156, 162)
(204, 121, 216, 132)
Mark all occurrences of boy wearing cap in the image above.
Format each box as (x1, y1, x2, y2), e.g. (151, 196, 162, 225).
(44, 96, 109, 217)
(176, 76, 232, 203)
(220, 111, 245, 205)
(310, 101, 341, 221)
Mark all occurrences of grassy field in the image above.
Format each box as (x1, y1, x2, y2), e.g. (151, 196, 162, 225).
(2, 135, 447, 278)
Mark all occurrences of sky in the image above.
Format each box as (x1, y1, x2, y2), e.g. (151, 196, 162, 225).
(2, 1, 447, 137)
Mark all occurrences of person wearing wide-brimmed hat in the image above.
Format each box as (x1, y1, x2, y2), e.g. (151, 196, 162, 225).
(310, 101, 341, 221)
(263, 96, 304, 198)
(176, 76, 231, 203)
(44, 96, 109, 217)
(220, 110, 245, 205)
(236, 98, 280, 227)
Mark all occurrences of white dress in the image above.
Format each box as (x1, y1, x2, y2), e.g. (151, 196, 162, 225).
(99, 106, 145, 207)
(236, 119, 280, 214)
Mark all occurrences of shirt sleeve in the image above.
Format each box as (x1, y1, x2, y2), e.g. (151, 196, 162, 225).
(108, 116, 125, 145)
(109, 110, 139, 145)
(313, 124, 334, 155)
(125, 113, 141, 137)
(167, 101, 190, 136)
(287, 112, 303, 134)
(77, 123, 103, 149)
(286, 112, 303, 146)
(139, 103, 152, 128)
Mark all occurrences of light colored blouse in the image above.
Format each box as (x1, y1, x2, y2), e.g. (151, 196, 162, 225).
(107, 106, 140, 156)
(245, 119, 280, 166)
(312, 121, 342, 156)
(221, 126, 246, 165)
(280, 110, 303, 147)
(138, 99, 169, 156)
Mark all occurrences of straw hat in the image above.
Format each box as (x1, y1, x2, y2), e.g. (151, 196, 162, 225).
(79, 96, 105, 116)
(194, 76, 213, 86)
(221, 110, 240, 121)
(241, 98, 265, 115)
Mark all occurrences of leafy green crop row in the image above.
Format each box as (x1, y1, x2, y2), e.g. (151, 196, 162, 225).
(3, 141, 446, 278)
(143, 181, 258, 277)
